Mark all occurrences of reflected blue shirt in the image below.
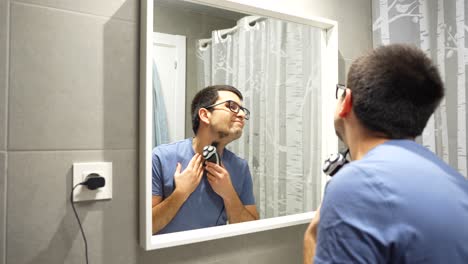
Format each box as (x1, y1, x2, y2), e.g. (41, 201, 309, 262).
(315, 140, 468, 264)
(152, 138, 255, 234)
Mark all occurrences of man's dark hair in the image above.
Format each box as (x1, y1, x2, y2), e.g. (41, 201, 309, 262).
(191, 85, 243, 135)
(346, 44, 444, 139)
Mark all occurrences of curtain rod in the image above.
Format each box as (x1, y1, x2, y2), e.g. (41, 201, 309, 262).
(199, 16, 267, 48)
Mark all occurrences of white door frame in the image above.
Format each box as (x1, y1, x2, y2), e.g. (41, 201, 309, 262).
(153, 32, 186, 142)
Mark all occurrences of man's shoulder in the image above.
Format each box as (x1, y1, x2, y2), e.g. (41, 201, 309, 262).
(224, 148, 247, 165)
(355, 139, 462, 179)
(333, 162, 368, 179)
(326, 163, 380, 199)
(152, 138, 191, 156)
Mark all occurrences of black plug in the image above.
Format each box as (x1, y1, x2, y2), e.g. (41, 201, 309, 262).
(82, 173, 106, 190)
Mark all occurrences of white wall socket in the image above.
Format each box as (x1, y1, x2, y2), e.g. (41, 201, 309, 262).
(73, 162, 112, 202)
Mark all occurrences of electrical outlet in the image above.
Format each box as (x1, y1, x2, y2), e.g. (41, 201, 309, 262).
(72, 162, 112, 202)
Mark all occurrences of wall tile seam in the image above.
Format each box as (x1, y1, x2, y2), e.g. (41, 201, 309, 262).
(11, 0, 138, 24)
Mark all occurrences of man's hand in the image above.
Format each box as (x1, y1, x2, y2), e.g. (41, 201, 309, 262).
(304, 204, 321, 264)
(151, 154, 204, 234)
(205, 162, 235, 199)
(174, 153, 204, 196)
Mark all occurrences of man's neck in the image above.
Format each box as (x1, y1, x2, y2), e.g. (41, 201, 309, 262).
(345, 125, 392, 161)
(192, 134, 227, 156)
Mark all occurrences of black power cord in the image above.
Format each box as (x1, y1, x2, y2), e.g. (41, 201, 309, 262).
(70, 174, 106, 264)
(215, 205, 225, 225)
(71, 183, 89, 264)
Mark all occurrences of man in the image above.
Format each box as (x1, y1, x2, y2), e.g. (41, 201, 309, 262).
(152, 85, 259, 234)
(304, 44, 468, 263)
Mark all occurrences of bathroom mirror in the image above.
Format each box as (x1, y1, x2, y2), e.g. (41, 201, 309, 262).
(140, 0, 338, 250)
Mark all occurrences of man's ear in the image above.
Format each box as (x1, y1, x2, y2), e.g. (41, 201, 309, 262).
(338, 89, 352, 118)
(199, 108, 210, 125)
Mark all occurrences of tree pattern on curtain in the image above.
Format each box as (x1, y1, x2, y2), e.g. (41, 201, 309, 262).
(372, 0, 468, 178)
(196, 16, 324, 218)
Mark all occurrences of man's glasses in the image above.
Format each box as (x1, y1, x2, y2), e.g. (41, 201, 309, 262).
(204, 100, 250, 120)
(336, 84, 346, 99)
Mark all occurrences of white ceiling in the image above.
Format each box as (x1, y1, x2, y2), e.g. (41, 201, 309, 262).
(155, 0, 248, 21)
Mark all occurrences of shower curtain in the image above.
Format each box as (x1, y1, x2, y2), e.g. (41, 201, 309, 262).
(197, 16, 324, 218)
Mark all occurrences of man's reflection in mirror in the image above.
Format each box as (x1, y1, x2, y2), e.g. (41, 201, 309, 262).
(152, 85, 259, 234)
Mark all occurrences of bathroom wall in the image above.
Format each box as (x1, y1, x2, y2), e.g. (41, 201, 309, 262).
(0, 0, 372, 263)
(0, 0, 8, 262)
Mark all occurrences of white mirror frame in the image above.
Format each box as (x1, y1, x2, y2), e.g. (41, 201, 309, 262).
(140, 0, 339, 250)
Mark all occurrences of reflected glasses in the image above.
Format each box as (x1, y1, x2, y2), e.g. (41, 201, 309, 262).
(204, 100, 250, 120)
(336, 84, 346, 99)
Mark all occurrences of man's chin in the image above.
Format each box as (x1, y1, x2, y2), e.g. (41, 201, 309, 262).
(214, 129, 243, 143)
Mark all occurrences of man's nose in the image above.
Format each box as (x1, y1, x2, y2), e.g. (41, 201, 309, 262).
(237, 110, 246, 119)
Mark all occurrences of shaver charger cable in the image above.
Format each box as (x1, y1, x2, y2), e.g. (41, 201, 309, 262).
(70, 174, 106, 264)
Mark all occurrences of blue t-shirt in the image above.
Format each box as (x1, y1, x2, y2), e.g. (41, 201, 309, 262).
(152, 138, 255, 234)
(315, 140, 468, 263)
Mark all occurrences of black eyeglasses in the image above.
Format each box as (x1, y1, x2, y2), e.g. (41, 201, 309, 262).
(336, 84, 346, 99)
(204, 100, 250, 120)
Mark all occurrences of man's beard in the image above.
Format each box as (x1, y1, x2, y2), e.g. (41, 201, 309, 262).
(335, 129, 343, 142)
(334, 119, 344, 143)
(211, 126, 243, 143)
(217, 131, 229, 139)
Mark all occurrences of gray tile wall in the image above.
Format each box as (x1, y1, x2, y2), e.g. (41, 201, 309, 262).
(0, 0, 372, 263)
(7, 150, 138, 264)
(9, 2, 137, 150)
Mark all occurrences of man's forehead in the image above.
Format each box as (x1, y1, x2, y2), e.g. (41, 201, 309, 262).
(216, 90, 242, 103)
